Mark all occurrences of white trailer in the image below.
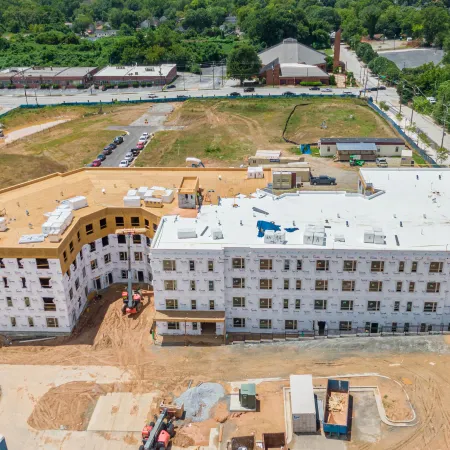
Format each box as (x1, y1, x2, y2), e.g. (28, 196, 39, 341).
(290, 374, 316, 433)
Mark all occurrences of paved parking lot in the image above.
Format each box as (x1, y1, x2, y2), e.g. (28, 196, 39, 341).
(379, 48, 444, 69)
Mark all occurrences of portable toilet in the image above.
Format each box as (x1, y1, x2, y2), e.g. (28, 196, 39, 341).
(239, 383, 256, 409)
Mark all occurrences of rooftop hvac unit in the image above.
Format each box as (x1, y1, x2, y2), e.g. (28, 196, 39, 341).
(145, 67, 155, 71)
(127, 189, 137, 197)
(123, 196, 141, 207)
(211, 227, 223, 240)
(264, 230, 286, 244)
(303, 225, 326, 246)
(177, 228, 197, 239)
(364, 227, 385, 244)
(137, 186, 148, 198)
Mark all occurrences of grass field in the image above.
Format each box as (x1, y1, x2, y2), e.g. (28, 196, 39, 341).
(135, 97, 398, 168)
(0, 104, 148, 188)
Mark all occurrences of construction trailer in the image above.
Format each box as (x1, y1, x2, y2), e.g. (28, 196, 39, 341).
(272, 171, 297, 189)
(401, 149, 414, 166)
(290, 374, 317, 433)
(248, 150, 304, 167)
(335, 147, 377, 162)
(323, 379, 350, 438)
(262, 433, 286, 450)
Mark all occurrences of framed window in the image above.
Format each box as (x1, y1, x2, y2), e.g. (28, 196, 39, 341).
(208, 260, 214, 272)
(398, 261, 405, 272)
(145, 219, 150, 229)
(75, 278, 80, 290)
(46, 317, 59, 328)
(371, 261, 384, 272)
(233, 318, 246, 328)
(21, 277, 26, 288)
(69, 288, 73, 300)
(168, 322, 180, 330)
(260, 319, 272, 329)
(424, 302, 437, 312)
(39, 277, 51, 288)
(82, 267, 86, 278)
(90, 260, 98, 270)
(3, 277, 9, 288)
(394, 301, 400, 311)
(79, 249, 83, 260)
(191, 300, 197, 310)
(296, 280, 302, 290)
(409, 282, 415, 292)
(100, 218, 107, 229)
(259, 279, 272, 290)
(260, 259, 272, 270)
(89, 242, 96, 252)
(6, 297, 12, 307)
(404, 322, 410, 332)
(315, 280, 328, 291)
(392, 322, 398, 332)
(406, 301, 412, 312)
(133, 235, 141, 244)
(165, 299, 178, 309)
(85, 224, 93, 235)
(426, 282, 440, 293)
(72, 259, 77, 270)
(119, 252, 128, 261)
(153, 223, 158, 232)
(134, 252, 143, 262)
(163, 260, 176, 271)
(77, 231, 81, 242)
(339, 321, 352, 331)
(285, 320, 297, 330)
(0, 258, 4, 268)
(284, 260, 290, 270)
(101, 236, 109, 247)
(24, 297, 30, 307)
(411, 261, 418, 273)
(10, 317, 16, 327)
(233, 278, 245, 288)
(117, 235, 126, 244)
(369, 281, 382, 292)
(316, 260, 329, 271)
(343, 260, 357, 272)
(283, 279, 290, 290)
(295, 299, 301, 310)
(69, 241, 74, 253)
(121, 270, 127, 279)
(283, 299, 289, 309)
(340, 300, 353, 311)
(104, 253, 111, 264)
(209, 300, 215, 310)
(189, 260, 195, 271)
(190, 280, 196, 291)
(342, 280, 355, 291)
(396, 281, 402, 292)
(192, 322, 198, 331)
(429, 262, 443, 273)
(63, 251, 67, 262)
(232, 258, 245, 269)
(233, 297, 245, 307)
(28, 317, 34, 327)
(131, 217, 140, 227)
(208, 280, 215, 291)
(296, 260, 302, 270)
(314, 300, 327, 310)
(164, 280, 177, 291)
(259, 298, 272, 309)
(146, 237, 151, 246)
(367, 301, 381, 311)
(115, 216, 124, 227)
(17, 258, 24, 269)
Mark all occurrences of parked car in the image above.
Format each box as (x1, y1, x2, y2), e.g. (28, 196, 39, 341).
(102, 148, 113, 155)
(131, 148, 141, 157)
(343, 90, 353, 95)
(427, 96, 436, 104)
(139, 135, 148, 143)
(177, 94, 188, 99)
(282, 91, 296, 96)
(244, 87, 255, 92)
(103, 143, 116, 152)
(167, 84, 176, 89)
(113, 136, 124, 144)
(86, 162, 94, 167)
(124, 152, 134, 162)
(136, 141, 145, 150)
(321, 88, 332, 92)
(141, 132, 149, 138)
(309, 86, 320, 91)
(370, 87, 378, 92)
(376, 157, 388, 167)
(229, 92, 241, 97)
(148, 93, 158, 98)
(92, 159, 102, 167)
(310, 175, 336, 185)
(97, 154, 106, 161)
(119, 160, 129, 167)
(379, 85, 387, 90)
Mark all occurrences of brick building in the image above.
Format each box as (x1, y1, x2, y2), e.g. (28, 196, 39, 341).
(92, 65, 177, 86)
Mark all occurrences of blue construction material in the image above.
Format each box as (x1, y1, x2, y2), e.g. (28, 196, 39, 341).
(300, 144, 311, 154)
(256, 220, 280, 237)
(284, 227, 299, 233)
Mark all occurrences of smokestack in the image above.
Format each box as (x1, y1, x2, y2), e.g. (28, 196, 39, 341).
(333, 29, 342, 70)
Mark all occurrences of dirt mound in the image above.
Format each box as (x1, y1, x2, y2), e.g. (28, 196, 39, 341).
(175, 418, 217, 446)
(211, 401, 229, 423)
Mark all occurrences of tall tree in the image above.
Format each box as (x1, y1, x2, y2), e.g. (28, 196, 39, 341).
(361, 5, 382, 38)
(227, 43, 261, 85)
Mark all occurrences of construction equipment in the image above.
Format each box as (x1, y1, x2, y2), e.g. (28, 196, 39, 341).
(140, 408, 176, 450)
(116, 228, 146, 315)
(349, 155, 365, 167)
(186, 157, 205, 168)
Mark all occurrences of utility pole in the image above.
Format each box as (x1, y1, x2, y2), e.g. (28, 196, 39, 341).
(410, 86, 416, 124)
(399, 81, 403, 114)
(375, 76, 380, 102)
(212, 63, 215, 89)
(441, 104, 449, 149)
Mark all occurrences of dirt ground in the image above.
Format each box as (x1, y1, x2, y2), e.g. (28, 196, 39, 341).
(3, 285, 450, 449)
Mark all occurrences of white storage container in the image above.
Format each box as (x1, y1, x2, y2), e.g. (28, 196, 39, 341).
(290, 374, 316, 433)
(123, 196, 141, 207)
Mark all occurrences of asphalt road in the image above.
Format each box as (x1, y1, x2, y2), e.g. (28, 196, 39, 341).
(101, 127, 146, 167)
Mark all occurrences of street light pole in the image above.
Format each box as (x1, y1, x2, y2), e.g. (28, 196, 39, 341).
(441, 104, 449, 149)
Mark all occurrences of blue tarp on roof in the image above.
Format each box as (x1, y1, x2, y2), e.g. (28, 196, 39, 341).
(257, 220, 280, 237)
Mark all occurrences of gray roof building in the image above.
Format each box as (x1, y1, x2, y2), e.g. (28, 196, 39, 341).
(336, 142, 377, 152)
(278, 63, 328, 78)
(258, 38, 327, 67)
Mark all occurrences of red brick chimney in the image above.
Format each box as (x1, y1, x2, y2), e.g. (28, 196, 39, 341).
(333, 29, 341, 70)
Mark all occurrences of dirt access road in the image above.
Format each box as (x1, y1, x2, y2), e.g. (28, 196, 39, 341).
(2, 290, 450, 449)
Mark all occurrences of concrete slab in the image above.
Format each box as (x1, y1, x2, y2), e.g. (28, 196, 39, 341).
(229, 394, 256, 412)
(87, 392, 154, 432)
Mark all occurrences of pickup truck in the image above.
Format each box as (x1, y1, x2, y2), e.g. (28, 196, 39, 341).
(310, 175, 337, 185)
(376, 157, 388, 167)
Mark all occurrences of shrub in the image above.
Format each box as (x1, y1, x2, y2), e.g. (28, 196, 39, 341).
(51, 84, 60, 89)
(76, 84, 85, 89)
(7, 84, 16, 89)
(299, 81, 322, 86)
(132, 82, 140, 88)
(329, 75, 336, 85)
(0, 85, 4, 89)
(40, 84, 50, 89)
(205, 143, 221, 153)
(118, 82, 129, 89)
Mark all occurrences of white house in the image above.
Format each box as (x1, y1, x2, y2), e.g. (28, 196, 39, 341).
(319, 137, 406, 157)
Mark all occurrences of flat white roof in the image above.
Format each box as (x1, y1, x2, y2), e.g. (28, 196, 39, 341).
(153, 168, 450, 252)
(94, 64, 176, 78)
(290, 375, 315, 415)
